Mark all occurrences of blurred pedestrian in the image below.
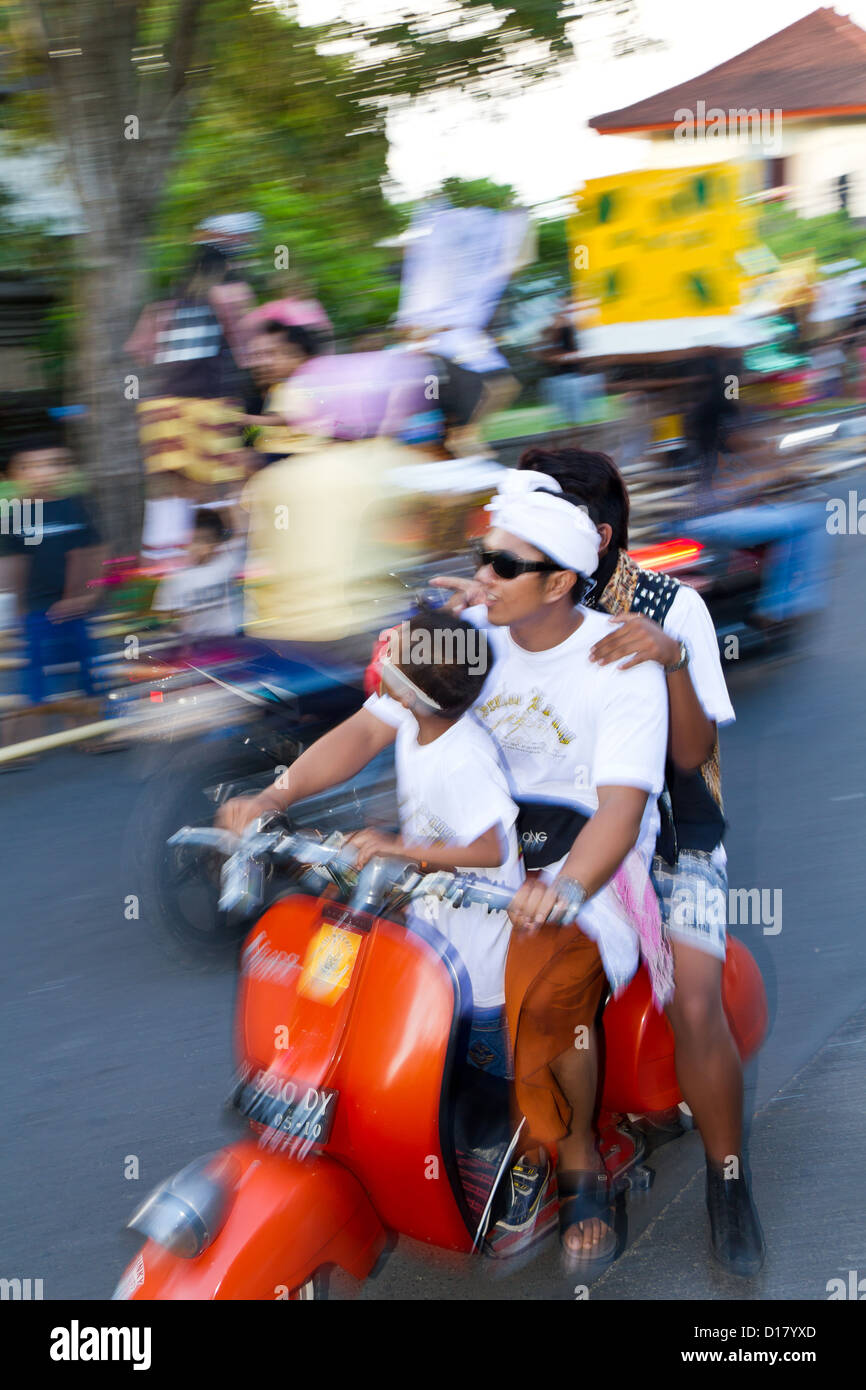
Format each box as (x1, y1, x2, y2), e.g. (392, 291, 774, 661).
(537, 302, 591, 424)
(684, 351, 740, 492)
(811, 338, 846, 399)
(0, 435, 103, 710)
(239, 353, 438, 692)
(244, 321, 320, 458)
(151, 508, 239, 639)
(243, 268, 334, 356)
(127, 239, 256, 489)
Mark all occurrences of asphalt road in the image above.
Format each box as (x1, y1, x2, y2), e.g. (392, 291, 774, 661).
(1, 495, 864, 1301)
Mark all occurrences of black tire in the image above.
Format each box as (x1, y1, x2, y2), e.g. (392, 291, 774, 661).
(126, 736, 282, 970)
(288, 1269, 329, 1300)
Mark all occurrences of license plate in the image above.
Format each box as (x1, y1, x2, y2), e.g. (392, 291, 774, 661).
(235, 1071, 338, 1152)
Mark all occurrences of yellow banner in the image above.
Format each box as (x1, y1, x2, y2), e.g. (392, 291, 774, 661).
(569, 164, 757, 325)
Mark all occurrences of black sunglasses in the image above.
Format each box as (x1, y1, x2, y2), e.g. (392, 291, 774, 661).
(471, 541, 559, 581)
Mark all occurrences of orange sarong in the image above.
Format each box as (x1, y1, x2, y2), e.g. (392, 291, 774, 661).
(504, 924, 606, 1145)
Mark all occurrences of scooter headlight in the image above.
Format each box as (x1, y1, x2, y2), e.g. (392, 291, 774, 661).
(128, 1153, 239, 1259)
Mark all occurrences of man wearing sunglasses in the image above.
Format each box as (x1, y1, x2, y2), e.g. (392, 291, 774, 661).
(430, 470, 670, 1265)
(509, 446, 765, 1278)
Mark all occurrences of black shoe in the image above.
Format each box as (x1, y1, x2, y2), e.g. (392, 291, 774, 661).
(706, 1160, 765, 1277)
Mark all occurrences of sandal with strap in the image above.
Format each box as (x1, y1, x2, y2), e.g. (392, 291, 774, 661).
(557, 1168, 618, 1268)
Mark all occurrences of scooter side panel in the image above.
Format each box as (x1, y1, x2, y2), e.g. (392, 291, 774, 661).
(237, 894, 361, 1089)
(236, 898, 475, 1253)
(120, 1141, 385, 1300)
(722, 937, 768, 1058)
(325, 917, 475, 1252)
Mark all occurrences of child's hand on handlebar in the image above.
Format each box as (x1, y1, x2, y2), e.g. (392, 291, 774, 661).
(215, 792, 280, 837)
(346, 828, 404, 869)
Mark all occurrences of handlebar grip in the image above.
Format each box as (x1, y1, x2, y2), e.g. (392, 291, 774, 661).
(449, 878, 583, 925)
(445, 877, 513, 914)
(168, 826, 241, 856)
(467, 886, 513, 913)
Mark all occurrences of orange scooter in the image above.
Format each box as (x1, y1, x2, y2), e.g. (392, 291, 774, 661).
(113, 823, 767, 1300)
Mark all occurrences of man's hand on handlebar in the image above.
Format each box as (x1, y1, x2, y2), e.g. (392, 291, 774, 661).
(507, 874, 584, 934)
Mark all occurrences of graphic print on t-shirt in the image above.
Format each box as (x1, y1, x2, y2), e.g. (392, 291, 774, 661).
(398, 797, 458, 847)
(475, 685, 576, 759)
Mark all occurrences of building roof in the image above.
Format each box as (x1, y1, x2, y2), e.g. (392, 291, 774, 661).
(590, 7, 866, 134)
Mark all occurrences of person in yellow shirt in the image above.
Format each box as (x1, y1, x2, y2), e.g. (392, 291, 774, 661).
(241, 432, 415, 667)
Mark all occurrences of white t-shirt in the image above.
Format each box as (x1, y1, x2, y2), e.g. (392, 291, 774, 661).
(464, 604, 667, 822)
(152, 549, 238, 637)
(367, 606, 669, 991)
(663, 584, 735, 727)
(662, 582, 735, 870)
(363, 696, 522, 1008)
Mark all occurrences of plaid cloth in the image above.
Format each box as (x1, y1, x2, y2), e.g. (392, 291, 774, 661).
(651, 850, 728, 961)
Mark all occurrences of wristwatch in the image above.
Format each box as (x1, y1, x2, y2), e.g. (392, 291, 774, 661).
(664, 640, 690, 674)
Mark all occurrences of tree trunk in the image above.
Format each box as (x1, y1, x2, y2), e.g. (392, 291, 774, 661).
(75, 224, 148, 557)
(30, 0, 207, 553)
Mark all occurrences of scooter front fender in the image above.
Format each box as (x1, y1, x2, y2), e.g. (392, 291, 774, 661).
(116, 1140, 386, 1300)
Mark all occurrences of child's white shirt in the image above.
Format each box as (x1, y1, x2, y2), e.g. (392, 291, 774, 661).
(152, 547, 238, 637)
(365, 694, 522, 1009)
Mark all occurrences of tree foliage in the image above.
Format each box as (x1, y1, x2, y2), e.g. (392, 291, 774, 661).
(760, 204, 866, 268)
(0, 0, 581, 544)
(1, 2, 576, 349)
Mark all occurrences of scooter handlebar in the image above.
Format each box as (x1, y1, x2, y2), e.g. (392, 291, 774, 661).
(167, 825, 580, 924)
(434, 873, 581, 925)
(168, 824, 361, 917)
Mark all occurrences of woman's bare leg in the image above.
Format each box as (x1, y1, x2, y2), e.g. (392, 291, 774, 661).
(665, 940, 742, 1163)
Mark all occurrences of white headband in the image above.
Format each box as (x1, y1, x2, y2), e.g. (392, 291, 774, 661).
(484, 471, 601, 577)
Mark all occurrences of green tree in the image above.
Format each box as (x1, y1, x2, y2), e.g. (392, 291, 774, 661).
(1, 1, 612, 546)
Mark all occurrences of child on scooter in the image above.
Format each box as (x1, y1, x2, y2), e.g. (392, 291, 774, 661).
(348, 608, 523, 1079)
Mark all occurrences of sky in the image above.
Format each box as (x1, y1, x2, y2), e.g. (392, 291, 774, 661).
(299, 1, 866, 211)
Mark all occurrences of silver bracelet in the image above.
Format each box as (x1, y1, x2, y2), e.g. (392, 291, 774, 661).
(555, 876, 588, 920)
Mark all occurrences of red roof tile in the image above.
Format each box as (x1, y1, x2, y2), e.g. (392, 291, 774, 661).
(590, 7, 866, 133)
